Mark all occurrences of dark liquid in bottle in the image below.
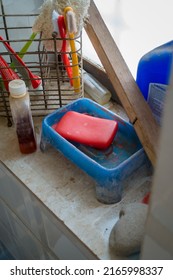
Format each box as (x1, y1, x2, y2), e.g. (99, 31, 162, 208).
(16, 115, 37, 154)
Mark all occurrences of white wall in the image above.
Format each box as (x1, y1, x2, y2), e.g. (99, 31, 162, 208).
(141, 66, 173, 259)
(83, 0, 173, 78)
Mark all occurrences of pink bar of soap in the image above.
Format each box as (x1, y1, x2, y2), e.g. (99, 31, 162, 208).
(53, 111, 118, 149)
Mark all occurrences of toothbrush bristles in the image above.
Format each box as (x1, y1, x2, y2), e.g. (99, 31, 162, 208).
(67, 11, 77, 34)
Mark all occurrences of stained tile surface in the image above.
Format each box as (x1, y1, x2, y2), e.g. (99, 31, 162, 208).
(0, 104, 151, 259)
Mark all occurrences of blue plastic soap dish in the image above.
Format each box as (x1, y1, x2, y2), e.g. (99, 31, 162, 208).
(40, 98, 149, 204)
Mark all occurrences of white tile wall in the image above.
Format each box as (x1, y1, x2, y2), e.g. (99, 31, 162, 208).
(0, 0, 43, 63)
(0, 162, 97, 259)
(0, 197, 56, 259)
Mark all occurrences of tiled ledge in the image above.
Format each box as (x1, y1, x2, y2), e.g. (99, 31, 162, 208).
(0, 113, 151, 259)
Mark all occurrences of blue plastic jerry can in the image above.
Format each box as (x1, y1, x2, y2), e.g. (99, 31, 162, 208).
(136, 41, 173, 124)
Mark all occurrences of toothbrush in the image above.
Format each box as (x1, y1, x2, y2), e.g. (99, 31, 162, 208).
(0, 36, 42, 92)
(0, 55, 19, 91)
(52, 10, 73, 86)
(64, 7, 80, 93)
(18, 32, 37, 59)
(10, 32, 37, 69)
(52, 10, 60, 36)
(57, 15, 73, 86)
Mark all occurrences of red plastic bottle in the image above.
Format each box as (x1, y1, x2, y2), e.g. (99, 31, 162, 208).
(9, 79, 37, 154)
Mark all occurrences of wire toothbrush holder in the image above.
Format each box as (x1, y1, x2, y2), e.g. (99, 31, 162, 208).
(0, 0, 83, 127)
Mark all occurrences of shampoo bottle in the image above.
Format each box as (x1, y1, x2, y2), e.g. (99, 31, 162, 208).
(136, 41, 173, 124)
(9, 79, 37, 154)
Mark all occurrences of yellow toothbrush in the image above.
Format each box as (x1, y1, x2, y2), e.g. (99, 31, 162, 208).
(64, 7, 80, 93)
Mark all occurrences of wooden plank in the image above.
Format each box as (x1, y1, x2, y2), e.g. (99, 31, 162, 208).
(84, 0, 159, 166)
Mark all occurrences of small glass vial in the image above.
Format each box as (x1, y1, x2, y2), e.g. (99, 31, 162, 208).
(83, 71, 111, 105)
(9, 79, 37, 154)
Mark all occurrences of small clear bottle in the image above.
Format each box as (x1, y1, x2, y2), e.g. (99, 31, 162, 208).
(9, 79, 37, 154)
(83, 71, 111, 105)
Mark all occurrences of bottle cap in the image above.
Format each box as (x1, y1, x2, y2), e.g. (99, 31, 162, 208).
(9, 79, 26, 98)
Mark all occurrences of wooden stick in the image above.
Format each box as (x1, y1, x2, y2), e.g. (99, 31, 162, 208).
(84, 0, 159, 166)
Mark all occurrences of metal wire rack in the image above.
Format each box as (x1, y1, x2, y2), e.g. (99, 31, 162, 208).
(0, 0, 83, 126)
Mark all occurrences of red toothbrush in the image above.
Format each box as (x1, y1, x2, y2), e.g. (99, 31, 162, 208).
(0, 36, 42, 92)
(0, 55, 19, 91)
(57, 15, 73, 86)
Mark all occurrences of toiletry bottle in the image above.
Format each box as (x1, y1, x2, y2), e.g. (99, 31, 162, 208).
(136, 41, 173, 124)
(83, 71, 111, 105)
(9, 79, 37, 154)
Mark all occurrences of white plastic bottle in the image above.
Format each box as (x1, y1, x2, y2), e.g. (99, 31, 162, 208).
(9, 79, 37, 154)
(83, 71, 111, 105)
